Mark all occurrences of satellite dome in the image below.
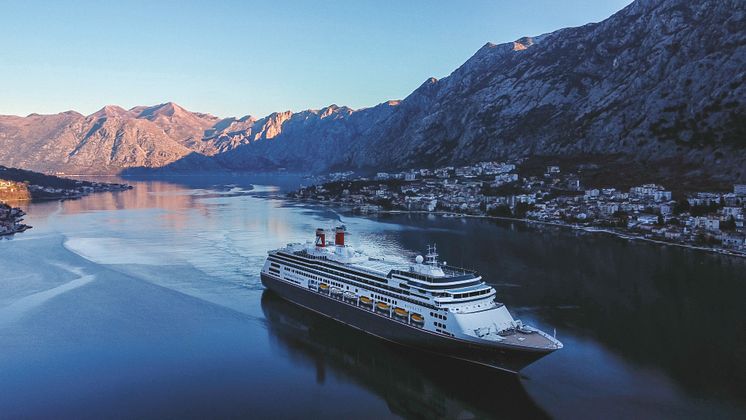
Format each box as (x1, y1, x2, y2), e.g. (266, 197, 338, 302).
(415, 255, 424, 264)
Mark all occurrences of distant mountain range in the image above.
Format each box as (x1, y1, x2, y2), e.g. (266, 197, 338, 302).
(0, 0, 743, 185)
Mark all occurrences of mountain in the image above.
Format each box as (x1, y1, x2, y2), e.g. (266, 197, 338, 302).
(219, 0, 745, 183)
(0, 0, 743, 184)
(352, 0, 745, 181)
(0, 104, 193, 174)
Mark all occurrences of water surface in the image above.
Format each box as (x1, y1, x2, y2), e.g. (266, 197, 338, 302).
(1, 175, 745, 419)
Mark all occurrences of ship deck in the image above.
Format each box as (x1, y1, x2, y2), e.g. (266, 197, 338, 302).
(496, 331, 561, 351)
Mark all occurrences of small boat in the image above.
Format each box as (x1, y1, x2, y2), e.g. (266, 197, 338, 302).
(359, 296, 373, 307)
(410, 313, 424, 326)
(517, 325, 535, 334)
(343, 292, 357, 302)
(375, 301, 390, 315)
(319, 283, 330, 294)
(330, 287, 343, 296)
(393, 307, 408, 318)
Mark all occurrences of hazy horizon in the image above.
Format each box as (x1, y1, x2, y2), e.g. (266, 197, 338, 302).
(2, 0, 632, 119)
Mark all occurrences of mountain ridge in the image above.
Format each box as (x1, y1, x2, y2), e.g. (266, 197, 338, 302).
(0, 0, 743, 184)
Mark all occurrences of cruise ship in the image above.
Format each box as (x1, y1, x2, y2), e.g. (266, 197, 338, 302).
(260, 227, 563, 373)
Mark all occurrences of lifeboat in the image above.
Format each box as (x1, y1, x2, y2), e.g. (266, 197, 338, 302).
(375, 301, 390, 315)
(393, 307, 408, 319)
(410, 313, 424, 326)
(359, 296, 373, 308)
(319, 283, 330, 294)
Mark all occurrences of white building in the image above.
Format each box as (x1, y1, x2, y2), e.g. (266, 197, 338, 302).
(721, 207, 744, 218)
(722, 234, 745, 250)
(584, 189, 600, 199)
(629, 184, 672, 202)
(636, 214, 660, 225)
(688, 192, 721, 207)
(692, 216, 720, 231)
(659, 203, 674, 216)
(493, 173, 518, 185)
(599, 203, 619, 216)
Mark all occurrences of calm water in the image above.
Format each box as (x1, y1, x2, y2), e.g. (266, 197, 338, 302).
(1, 176, 745, 419)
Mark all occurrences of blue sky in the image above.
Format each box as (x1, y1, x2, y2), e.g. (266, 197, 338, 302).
(0, 0, 632, 118)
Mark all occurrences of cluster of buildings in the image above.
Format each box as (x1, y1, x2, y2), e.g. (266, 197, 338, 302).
(0, 180, 31, 201)
(0, 179, 132, 201)
(529, 183, 745, 252)
(291, 162, 746, 256)
(25, 181, 132, 199)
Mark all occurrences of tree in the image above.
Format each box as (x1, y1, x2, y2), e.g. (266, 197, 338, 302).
(673, 199, 690, 215)
(488, 205, 512, 217)
(721, 215, 737, 231)
(513, 202, 531, 218)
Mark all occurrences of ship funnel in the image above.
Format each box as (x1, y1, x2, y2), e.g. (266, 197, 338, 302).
(315, 228, 326, 247)
(335, 226, 345, 247)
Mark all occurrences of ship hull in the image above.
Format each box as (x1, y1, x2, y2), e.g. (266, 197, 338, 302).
(261, 273, 552, 373)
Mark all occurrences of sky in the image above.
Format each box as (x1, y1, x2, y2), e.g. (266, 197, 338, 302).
(0, 0, 632, 118)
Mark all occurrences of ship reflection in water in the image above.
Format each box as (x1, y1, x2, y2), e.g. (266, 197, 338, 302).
(261, 290, 547, 419)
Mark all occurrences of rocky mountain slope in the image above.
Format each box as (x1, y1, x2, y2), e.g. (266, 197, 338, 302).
(0, 0, 743, 183)
(0, 103, 206, 174)
(352, 0, 745, 182)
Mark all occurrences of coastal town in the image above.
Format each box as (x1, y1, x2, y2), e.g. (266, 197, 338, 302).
(0, 167, 132, 201)
(0, 165, 133, 236)
(290, 162, 746, 257)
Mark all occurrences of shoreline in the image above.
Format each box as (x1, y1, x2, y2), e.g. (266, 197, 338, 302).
(290, 199, 746, 259)
(0, 185, 132, 236)
(0, 225, 31, 237)
(385, 210, 746, 258)
(1, 186, 133, 204)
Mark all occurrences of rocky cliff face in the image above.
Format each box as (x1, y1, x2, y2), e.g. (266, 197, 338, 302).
(0, 0, 743, 183)
(348, 0, 745, 183)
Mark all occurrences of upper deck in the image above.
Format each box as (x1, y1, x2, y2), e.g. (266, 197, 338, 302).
(267, 228, 498, 309)
(282, 245, 481, 286)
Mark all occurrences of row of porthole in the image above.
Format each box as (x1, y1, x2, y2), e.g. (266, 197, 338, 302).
(429, 311, 447, 320)
(373, 294, 397, 306)
(435, 328, 454, 337)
